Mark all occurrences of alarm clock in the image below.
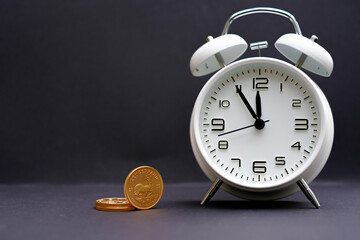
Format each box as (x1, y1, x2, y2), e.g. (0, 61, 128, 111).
(189, 7, 334, 208)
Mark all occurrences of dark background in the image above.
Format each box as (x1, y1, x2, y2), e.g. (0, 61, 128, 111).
(0, 0, 359, 183)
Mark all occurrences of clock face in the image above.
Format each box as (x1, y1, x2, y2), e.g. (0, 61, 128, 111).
(194, 58, 326, 189)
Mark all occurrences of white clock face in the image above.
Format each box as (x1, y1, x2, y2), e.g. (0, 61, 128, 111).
(195, 58, 324, 189)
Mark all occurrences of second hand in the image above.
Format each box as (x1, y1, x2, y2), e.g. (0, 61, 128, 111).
(218, 120, 270, 137)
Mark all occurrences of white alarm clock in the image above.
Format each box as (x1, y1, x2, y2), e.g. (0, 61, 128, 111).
(189, 7, 334, 208)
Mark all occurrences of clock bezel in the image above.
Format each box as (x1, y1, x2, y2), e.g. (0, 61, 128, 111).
(191, 57, 333, 194)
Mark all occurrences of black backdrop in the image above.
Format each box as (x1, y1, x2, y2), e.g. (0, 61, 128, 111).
(0, 0, 359, 183)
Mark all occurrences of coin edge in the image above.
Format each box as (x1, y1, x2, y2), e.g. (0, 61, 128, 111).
(95, 197, 133, 207)
(95, 205, 136, 212)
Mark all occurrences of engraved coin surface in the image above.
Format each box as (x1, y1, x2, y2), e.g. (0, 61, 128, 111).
(124, 166, 164, 210)
(95, 197, 135, 212)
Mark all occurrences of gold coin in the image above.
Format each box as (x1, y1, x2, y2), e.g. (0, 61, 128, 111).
(95, 197, 135, 211)
(95, 197, 132, 207)
(124, 166, 164, 210)
(95, 205, 135, 212)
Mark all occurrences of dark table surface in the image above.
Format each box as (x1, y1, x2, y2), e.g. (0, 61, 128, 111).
(0, 180, 359, 240)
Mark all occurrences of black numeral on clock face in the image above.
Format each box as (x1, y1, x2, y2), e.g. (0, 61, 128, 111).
(211, 118, 225, 131)
(294, 118, 309, 130)
(292, 99, 301, 108)
(291, 141, 301, 150)
(253, 161, 266, 173)
(218, 140, 228, 149)
(219, 100, 230, 108)
(231, 158, 241, 167)
(253, 77, 269, 89)
(275, 156, 286, 165)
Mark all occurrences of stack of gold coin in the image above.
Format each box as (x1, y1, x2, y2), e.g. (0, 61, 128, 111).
(95, 166, 164, 212)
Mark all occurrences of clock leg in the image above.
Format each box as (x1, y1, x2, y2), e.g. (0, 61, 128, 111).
(297, 178, 321, 209)
(200, 178, 223, 206)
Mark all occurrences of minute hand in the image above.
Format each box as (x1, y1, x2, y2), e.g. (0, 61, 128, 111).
(218, 120, 270, 137)
(235, 85, 257, 119)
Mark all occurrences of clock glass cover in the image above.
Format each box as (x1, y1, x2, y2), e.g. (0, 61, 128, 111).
(195, 58, 325, 190)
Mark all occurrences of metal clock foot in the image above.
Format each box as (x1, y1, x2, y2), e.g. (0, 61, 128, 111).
(297, 178, 320, 209)
(200, 178, 223, 206)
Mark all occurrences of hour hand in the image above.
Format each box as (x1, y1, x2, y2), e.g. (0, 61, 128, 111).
(256, 91, 262, 119)
(235, 85, 257, 120)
